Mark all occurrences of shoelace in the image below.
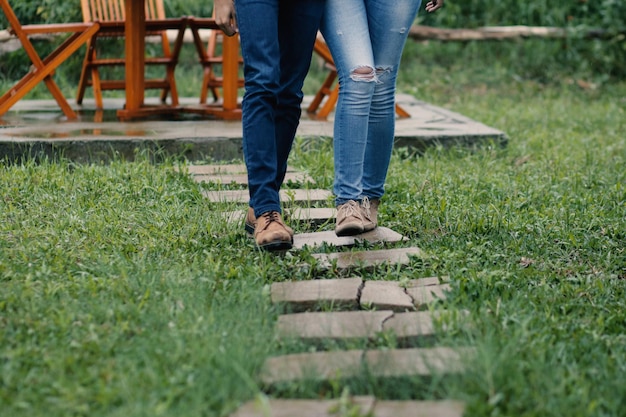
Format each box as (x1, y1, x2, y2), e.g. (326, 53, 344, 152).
(259, 211, 282, 230)
(339, 201, 363, 220)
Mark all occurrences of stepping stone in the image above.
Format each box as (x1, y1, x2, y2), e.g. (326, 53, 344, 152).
(261, 350, 363, 384)
(293, 227, 406, 250)
(277, 310, 440, 343)
(185, 164, 300, 175)
(382, 311, 437, 343)
(276, 311, 394, 340)
(286, 207, 335, 226)
(186, 164, 248, 174)
(270, 277, 450, 312)
(406, 281, 452, 310)
(193, 172, 314, 186)
(363, 347, 473, 378)
(271, 278, 362, 312)
(224, 207, 336, 228)
(360, 280, 415, 311)
(230, 397, 465, 417)
(312, 247, 423, 270)
(203, 189, 332, 204)
(372, 400, 465, 417)
(260, 347, 472, 384)
(230, 396, 376, 417)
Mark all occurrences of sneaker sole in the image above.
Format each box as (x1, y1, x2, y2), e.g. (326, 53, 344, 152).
(335, 225, 365, 237)
(258, 239, 293, 251)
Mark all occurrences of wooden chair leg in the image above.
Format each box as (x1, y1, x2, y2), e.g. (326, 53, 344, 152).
(89, 59, 104, 110)
(76, 39, 95, 105)
(164, 21, 187, 107)
(395, 103, 410, 118)
(307, 69, 337, 115)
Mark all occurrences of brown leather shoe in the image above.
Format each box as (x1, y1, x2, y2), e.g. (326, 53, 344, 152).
(360, 197, 380, 232)
(245, 207, 256, 235)
(254, 211, 293, 251)
(335, 200, 364, 236)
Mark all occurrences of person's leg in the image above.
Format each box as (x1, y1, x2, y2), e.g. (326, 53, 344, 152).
(320, 0, 375, 206)
(361, 0, 422, 200)
(274, 0, 325, 190)
(236, 0, 282, 217)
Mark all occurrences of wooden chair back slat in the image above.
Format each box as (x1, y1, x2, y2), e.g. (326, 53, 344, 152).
(82, 0, 165, 22)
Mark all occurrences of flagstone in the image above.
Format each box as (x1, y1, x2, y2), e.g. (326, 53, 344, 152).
(359, 280, 415, 311)
(381, 311, 436, 341)
(270, 278, 362, 312)
(230, 397, 464, 417)
(293, 227, 405, 250)
(286, 207, 335, 225)
(230, 396, 376, 417)
(261, 350, 364, 384)
(203, 188, 332, 204)
(406, 284, 452, 309)
(193, 172, 313, 186)
(312, 247, 423, 270)
(364, 347, 473, 378)
(276, 310, 394, 340)
(260, 347, 472, 384)
(372, 400, 465, 417)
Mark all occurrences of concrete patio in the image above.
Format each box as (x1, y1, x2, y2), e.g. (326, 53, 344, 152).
(0, 94, 506, 163)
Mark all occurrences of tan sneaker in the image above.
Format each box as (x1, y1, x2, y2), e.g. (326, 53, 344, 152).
(361, 197, 380, 232)
(335, 200, 364, 236)
(254, 211, 293, 251)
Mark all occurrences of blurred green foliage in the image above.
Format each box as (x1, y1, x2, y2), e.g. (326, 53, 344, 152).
(1, 0, 625, 82)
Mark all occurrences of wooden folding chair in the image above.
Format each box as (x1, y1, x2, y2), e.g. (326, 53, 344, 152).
(308, 34, 411, 120)
(189, 9, 244, 105)
(0, 0, 100, 119)
(186, 16, 242, 120)
(76, 0, 186, 109)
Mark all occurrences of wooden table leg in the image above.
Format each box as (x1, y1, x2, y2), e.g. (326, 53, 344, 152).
(221, 34, 239, 113)
(117, 0, 145, 119)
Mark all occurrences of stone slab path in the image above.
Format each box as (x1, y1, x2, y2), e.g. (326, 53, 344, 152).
(191, 164, 469, 416)
(271, 277, 451, 312)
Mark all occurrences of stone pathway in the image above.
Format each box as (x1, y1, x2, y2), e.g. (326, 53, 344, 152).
(190, 164, 471, 417)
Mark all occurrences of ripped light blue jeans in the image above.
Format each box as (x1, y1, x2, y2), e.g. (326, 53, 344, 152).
(321, 0, 422, 205)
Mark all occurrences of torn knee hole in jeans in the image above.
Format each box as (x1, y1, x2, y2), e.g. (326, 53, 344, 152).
(349, 66, 376, 82)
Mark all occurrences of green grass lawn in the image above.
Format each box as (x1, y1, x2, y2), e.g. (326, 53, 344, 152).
(1, 46, 625, 417)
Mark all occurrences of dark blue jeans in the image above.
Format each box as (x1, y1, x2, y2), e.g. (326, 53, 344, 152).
(235, 0, 325, 217)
